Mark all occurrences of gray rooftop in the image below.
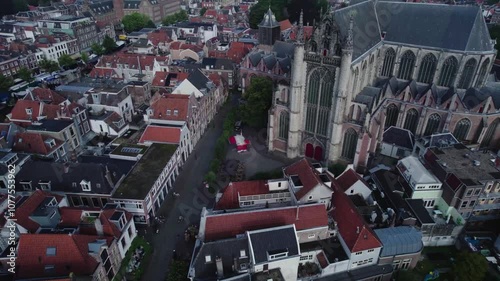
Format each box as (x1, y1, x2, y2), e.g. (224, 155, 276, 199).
(259, 8, 279, 27)
(374, 226, 423, 257)
(27, 119, 73, 132)
(248, 225, 299, 264)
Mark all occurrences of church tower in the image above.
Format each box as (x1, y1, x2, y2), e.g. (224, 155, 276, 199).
(287, 10, 306, 158)
(329, 16, 353, 160)
(258, 8, 281, 46)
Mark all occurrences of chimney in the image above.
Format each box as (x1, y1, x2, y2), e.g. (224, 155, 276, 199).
(216, 257, 223, 278)
(356, 226, 360, 234)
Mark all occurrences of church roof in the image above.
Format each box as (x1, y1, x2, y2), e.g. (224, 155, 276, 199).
(332, 1, 493, 60)
(259, 8, 280, 28)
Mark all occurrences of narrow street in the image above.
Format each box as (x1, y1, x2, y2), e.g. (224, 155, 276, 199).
(141, 102, 231, 281)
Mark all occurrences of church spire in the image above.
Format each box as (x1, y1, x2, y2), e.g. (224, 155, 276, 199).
(297, 10, 304, 43)
(344, 15, 354, 51)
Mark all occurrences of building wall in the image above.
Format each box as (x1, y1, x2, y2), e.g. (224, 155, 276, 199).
(378, 251, 421, 271)
(252, 256, 300, 281)
(296, 227, 330, 243)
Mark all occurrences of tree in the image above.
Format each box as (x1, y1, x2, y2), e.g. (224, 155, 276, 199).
(91, 43, 105, 56)
(240, 77, 273, 128)
(200, 7, 207, 16)
(162, 10, 189, 25)
(452, 252, 488, 281)
(287, 0, 328, 25)
(490, 25, 500, 58)
(204, 171, 217, 185)
(17, 67, 33, 82)
(58, 54, 76, 69)
(39, 58, 59, 73)
(102, 36, 118, 54)
(0, 74, 13, 92)
(249, 0, 287, 29)
(13, 0, 29, 13)
(166, 260, 189, 281)
(122, 13, 155, 33)
(80, 52, 89, 63)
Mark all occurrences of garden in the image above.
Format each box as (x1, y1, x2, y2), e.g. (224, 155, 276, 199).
(113, 236, 152, 281)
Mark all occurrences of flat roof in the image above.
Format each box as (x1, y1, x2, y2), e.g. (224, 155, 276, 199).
(110, 144, 148, 156)
(405, 199, 435, 225)
(112, 143, 177, 200)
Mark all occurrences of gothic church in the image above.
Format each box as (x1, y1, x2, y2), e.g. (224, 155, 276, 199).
(266, 0, 500, 171)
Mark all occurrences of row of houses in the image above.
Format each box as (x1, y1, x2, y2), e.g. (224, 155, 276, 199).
(190, 141, 500, 280)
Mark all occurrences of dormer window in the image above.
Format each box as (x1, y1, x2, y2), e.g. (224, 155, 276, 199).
(20, 180, 32, 190)
(267, 249, 288, 261)
(46, 247, 56, 256)
(45, 138, 56, 148)
(166, 110, 171, 115)
(147, 109, 153, 116)
(173, 110, 178, 116)
(205, 255, 212, 263)
(26, 108, 32, 115)
(80, 180, 91, 191)
(39, 180, 51, 190)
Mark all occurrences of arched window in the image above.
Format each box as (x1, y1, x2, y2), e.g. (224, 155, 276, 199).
(403, 108, 419, 134)
(424, 113, 441, 136)
(397, 51, 416, 80)
(385, 104, 399, 129)
(453, 118, 471, 141)
(305, 68, 335, 136)
(458, 58, 477, 89)
(360, 62, 367, 89)
(481, 118, 499, 148)
(381, 48, 396, 77)
(475, 58, 490, 87)
(438, 56, 458, 87)
(341, 128, 358, 160)
(417, 53, 437, 84)
(278, 111, 289, 140)
(352, 68, 359, 94)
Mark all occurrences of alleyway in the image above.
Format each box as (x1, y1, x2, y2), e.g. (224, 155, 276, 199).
(141, 103, 230, 281)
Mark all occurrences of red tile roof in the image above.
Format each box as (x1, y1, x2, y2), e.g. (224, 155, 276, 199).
(208, 73, 222, 86)
(12, 132, 63, 156)
(284, 158, 326, 200)
(336, 169, 368, 192)
(149, 94, 191, 122)
(204, 9, 217, 18)
(96, 53, 168, 71)
(227, 42, 253, 63)
(279, 19, 293, 31)
(204, 204, 328, 241)
(58, 207, 84, 228)
(147, 30, 171, 46)
(10, 99, 42, 122)
(16, 234, 111, 279)
(16, 190, 63, 233)
(215, 180, 270, 210)
(26, 88, 66, 105)
(330, 184, 382, 253)
(317, 252, 329, 269)
(139, 125, 181, 144)
(152, 71, 169, 87)
(89, 68, 118, 79)
(100, 209, 133, 238)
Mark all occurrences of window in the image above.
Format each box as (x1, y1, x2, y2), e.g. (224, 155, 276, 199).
(417, 53, 437, 84)
(481, 118, 499, 148)
(46, 247, 56, 256)
(81, 180, 91, 191)
(393, 260, 401, 270)
(166, 110, 171, 115)
(342, 128, 358, 160)
(474, 188, 482, 196)
(458, 58, 477, 89)
(20, 181, 32, 190)
(44, 265, 55, 274)
(278, 111, 289, 140)
(424, 114, 441, 136)
(453, 118, 471, 141)
(381, 48, 396, 77)
(305, 69, 334, 136)
(403, 108, 419, 134)
(469, 200, 476, 207)
(401, 259, 412, 270)
(173, 110, 178, 116)
(476, 58, 490, 87)
(308, 234, 315, 239)
(368, 249, 374, 253)
(205, 255, 211, 263)
(355, 252, 363, 255)
(397, 51, 416, 80)
(385, 104, 399, 129)
(461, 200, 468, 208)
(465, 189, 473, 197)
(120, 238, 126, 248)
(438, 56, 458, 87)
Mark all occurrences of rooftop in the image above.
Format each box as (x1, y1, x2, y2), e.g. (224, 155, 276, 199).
(374, 226, 423, 257)
(300, 237, 349, 263)
(248, 225, 299, 264)
(113, 144, 178, 199)
(397, 156, 441, 185)
(27, 119, 73, 132)
(110, 143, 148, 157)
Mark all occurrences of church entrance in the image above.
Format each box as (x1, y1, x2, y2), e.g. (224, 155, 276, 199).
(314, 146, 323, 161)
(305, 143, 314, 158)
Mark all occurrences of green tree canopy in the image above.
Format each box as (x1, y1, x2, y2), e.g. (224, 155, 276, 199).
(91, 43, 105, 56)
(0, 74, 13, 92)
(122, 13, 155, 33)
(240, 77, 273, 128)
(249, 0, 327, 29)
(162, 10, 189, 26)
(39, 58, 60, 73)
(452, 252, 488, 281)
(80, 52, 89, 63)
(58, 54, 76, 69)
(490, 25, 500, 58)
(17, 67, 33, 82)
(13, 0, 29, 13)
(102, 36, 118, 54)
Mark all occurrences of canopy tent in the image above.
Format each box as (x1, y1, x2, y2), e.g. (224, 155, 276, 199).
(229, 134, 250, 152)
